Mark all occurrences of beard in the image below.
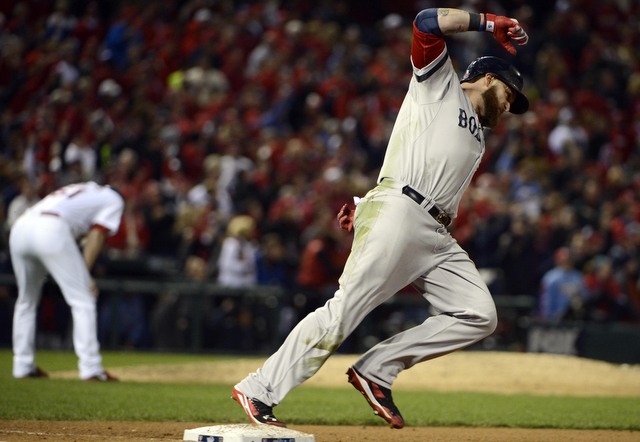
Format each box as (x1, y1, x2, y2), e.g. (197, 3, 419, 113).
(478, 87, 501, 129)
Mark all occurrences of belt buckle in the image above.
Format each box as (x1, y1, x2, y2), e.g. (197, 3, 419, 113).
(435, 211, 450, 227)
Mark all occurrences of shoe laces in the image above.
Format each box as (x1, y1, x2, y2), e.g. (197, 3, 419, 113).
(250, 398, 280, 423)
(372, 383, 401, 415)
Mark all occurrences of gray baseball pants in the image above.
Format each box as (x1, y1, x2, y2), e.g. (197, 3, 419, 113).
(236, 178, 497, 405)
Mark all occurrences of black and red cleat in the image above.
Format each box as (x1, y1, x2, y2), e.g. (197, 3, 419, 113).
(231, 386, 286, 427)
(347, 366, 405, 429)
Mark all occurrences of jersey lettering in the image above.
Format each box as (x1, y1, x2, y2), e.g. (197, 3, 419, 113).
(457, 108, 481, 142)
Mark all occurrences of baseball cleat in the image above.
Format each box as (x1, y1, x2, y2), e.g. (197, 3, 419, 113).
(84, 370, 119, 382)
(17, 367, 49, 379)
(347, 367, 405, 429)
(231, 386, 286, 427)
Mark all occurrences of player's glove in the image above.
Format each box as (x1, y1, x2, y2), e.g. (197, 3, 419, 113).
(484, 13, 529, 55)
(336, 203, 355, 233)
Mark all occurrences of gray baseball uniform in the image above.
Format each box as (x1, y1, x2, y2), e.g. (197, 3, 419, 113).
(235, 7, 536, 427)
(235, 16, 498, 407)
(10, 181, 124, 379)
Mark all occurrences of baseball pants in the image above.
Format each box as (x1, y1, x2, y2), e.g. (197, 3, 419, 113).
(236, 179, 497, 405)
(10, 214, 105, 379)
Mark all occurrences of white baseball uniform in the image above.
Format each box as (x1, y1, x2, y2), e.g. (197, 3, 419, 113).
(235, 21, 497, 405)
(10, 181, 124, 379)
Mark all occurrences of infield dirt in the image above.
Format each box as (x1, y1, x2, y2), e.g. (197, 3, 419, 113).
(2, 420, 640, 442)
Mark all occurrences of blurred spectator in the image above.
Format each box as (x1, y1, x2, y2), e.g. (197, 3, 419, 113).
(583, 255, 625, 322)
(182, 53, 230, 108)
(140, 180, 179, 259)
(509, 159, 544, 221)
(100, 5, 143, 72)
(547, 107, 588, 158)
(149, 255, 208, 350)
(5, 173, 39, 230)
(45, 0, 77, 42)
(539, 247, 589, 322)
(173, 194, 224, 265)
(187, 154, 228, 218)
(217, 142, 254, 218)
(256, 233, 293, 288)
(216, 214, 258, 287)
(63, 132, 97, 181)
(105, 189, 149, 259)
(574, 177, 605, 229)
(498, 214, 540, 297)
(296, 226, 348, 312)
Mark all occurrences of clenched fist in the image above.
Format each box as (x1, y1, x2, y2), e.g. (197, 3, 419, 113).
(336, 204, 355, 233)
(484, 13, 529, 55)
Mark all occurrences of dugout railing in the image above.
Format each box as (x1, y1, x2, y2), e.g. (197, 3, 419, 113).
(0, 273, 535, 354)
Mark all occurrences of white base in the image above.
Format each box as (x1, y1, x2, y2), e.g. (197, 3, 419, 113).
(183, 424, 315, 442)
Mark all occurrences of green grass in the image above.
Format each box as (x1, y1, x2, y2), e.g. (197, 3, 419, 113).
(1, 350, 638, 430)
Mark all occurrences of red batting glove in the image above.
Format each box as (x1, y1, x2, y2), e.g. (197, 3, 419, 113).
(484, 13, 529, 56)
(336, 203, 355, 233)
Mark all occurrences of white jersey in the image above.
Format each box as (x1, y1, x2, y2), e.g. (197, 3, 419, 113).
(378, 35, 485, 218)
(24, 181, 124, 239)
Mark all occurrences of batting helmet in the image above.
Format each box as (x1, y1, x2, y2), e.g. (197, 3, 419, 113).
(461, 56, 529, 114)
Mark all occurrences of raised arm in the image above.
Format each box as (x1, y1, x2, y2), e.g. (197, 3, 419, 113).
(415, 8, 528, 55)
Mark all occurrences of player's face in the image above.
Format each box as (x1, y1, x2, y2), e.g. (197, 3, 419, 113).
(479, 79, 515, 128)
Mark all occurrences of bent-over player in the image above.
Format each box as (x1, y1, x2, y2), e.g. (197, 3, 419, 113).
(232, 7, 530, 428)
(10, 181, 124, 381)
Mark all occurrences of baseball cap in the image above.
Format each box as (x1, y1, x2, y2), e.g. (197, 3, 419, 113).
(461, 56, 529, 114)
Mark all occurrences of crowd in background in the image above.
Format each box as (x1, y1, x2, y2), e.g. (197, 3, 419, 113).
(0, 0, 639, 350)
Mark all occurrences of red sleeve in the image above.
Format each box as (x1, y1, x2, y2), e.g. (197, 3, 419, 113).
(411, 22, 446, 69)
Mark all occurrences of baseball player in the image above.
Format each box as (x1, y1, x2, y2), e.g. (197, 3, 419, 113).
(232, 7, 529, 428)
(10, 181, 124, 381)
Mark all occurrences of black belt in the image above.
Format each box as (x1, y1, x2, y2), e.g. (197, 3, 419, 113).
(402, 185, 451, 227)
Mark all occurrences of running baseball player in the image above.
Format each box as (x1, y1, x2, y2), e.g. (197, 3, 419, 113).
(232, 7, 529, 428)
(10, 181, 124, 381)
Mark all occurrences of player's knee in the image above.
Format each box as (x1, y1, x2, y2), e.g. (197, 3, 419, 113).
(477, 305, 498, 337)
(310, 297, 350, 337)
